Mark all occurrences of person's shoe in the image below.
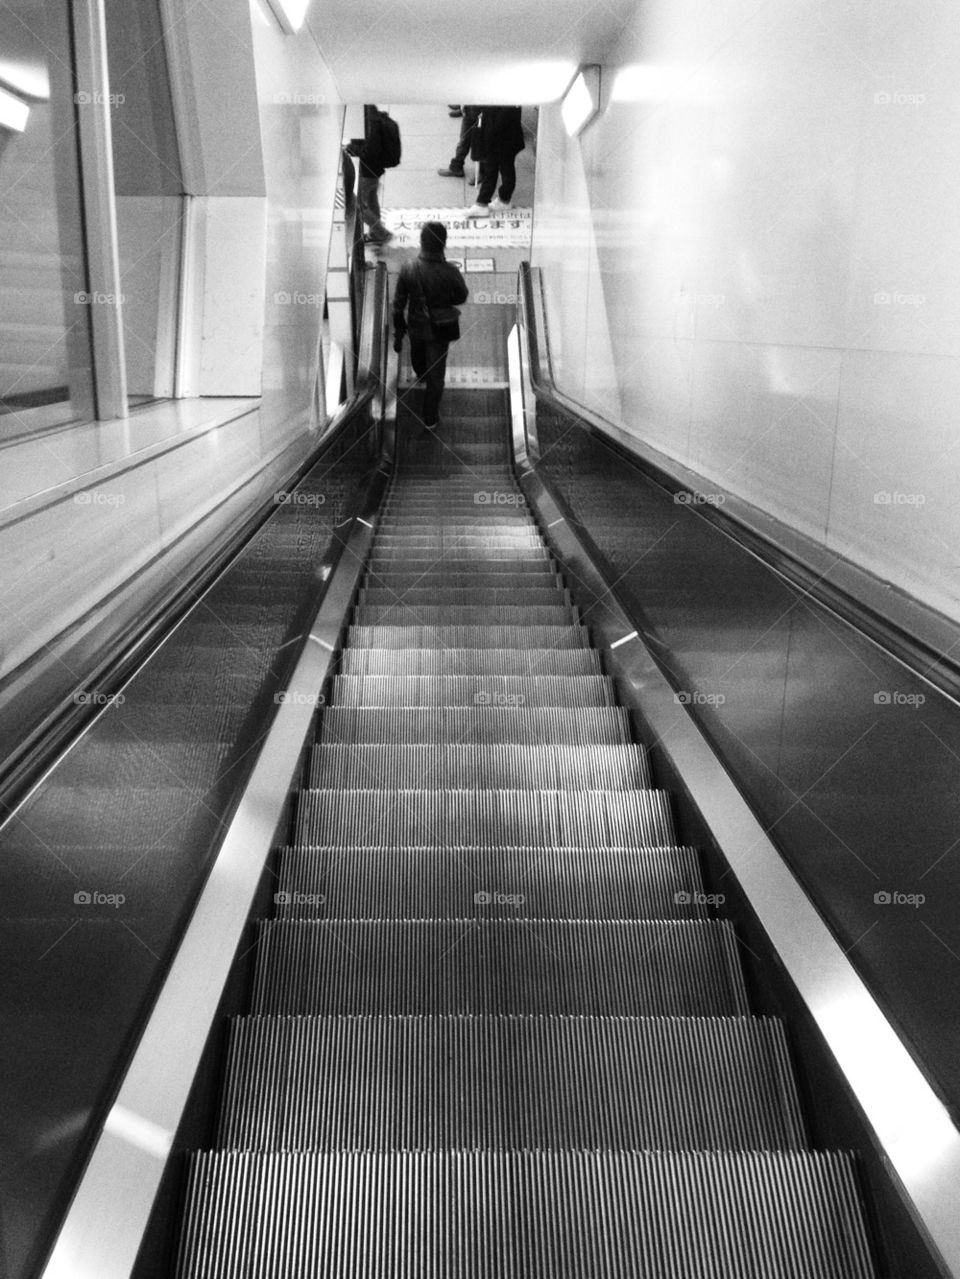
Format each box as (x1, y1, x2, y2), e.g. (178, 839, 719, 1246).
(489, 197, 512, 211)
(424, 420, 439, 431)
(464, 203, 490, 218)
(437, 165, 465, 177)
(448, 106, 462, 117)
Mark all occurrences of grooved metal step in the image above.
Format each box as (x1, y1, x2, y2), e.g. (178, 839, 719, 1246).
(293, 787, 675, 847)
(273, 844, 707, 919)
(366, 559, 554, 576)
(353, 605, 577, 627)
(337, 648, 603, 676)
(218, 1014, 807, 1152)
(317, 706, 629, 744)
(306, 744, 650, 789)
(347, 625, 591, 650)
(250, 919, 747, 1015)
(328, 675, 615, 707)
(176, 1149, 876, 1279)
(358, 587, 568, 607)
(362, 570, 561, 591)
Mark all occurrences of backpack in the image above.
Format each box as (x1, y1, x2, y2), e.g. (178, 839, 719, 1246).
(378, 113, 401, 168)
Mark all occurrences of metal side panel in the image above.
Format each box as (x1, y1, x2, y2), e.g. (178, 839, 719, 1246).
(39, 485, 385, 1279)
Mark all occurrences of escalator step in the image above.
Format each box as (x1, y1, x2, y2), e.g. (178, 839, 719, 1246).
(176, 1149, 875, 1278)
(217, 1014, 806, 1152)
(352, 606, 576, 627)
(337, 649, 603, 677)
(250, 918, 745, 1015)
(273, 843, 706, 920)
(369, 546, 552, 562)
(348, 624, 592, 650)
(317, 706, 628, 744)
(358, 587, 568, 607)
(361, 571, 561, 591)
(305, 744, 650, 790)
(294, 787, 675, 847)
(328, 675, 615, 707)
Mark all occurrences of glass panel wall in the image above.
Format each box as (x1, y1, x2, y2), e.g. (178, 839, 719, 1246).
(0, 1, 95, 440)
(103, 0, 184, 406)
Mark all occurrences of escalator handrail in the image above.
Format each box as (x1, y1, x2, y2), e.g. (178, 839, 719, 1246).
(34, 264, 392, 1279)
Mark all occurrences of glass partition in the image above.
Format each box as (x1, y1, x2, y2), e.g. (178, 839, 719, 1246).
(103, 0, 184, 406)
(0, 0, 95, 440)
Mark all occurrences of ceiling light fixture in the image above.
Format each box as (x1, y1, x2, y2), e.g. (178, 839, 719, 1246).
(264, 0, 310, 34)
(0, 85, 29, 133)
(561, 64, 602, 137)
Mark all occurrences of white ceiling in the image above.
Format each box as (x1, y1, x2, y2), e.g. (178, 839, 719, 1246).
(306, 0, 641, 104)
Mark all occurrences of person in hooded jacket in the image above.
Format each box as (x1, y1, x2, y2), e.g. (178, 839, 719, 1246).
(393, 221, 469, 431)
(465, 106, 525, 216)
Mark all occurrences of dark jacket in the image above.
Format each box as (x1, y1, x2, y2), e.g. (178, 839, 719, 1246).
(356, 107, 392, 178)
(393, 250, 469, 342)
(470, 106, 525, 162)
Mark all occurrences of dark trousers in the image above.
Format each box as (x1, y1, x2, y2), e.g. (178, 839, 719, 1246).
(409, 336, 450, 426)
(477, 152, 517, 204)
(453, 107, 480, 165)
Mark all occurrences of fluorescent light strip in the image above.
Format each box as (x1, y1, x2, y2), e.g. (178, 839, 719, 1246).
(0, 85, 30, 133)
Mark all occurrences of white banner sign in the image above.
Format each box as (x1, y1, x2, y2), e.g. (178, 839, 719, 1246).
(384, 206, 532, 248)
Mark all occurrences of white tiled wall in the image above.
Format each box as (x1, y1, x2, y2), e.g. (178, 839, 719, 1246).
(531, 0, 960, 621)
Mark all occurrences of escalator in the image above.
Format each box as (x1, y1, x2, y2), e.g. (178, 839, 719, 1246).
(172, 387, 878, 1276)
